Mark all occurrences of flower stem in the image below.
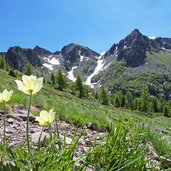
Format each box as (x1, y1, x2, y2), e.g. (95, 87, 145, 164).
(38, 126, 44, 150)
(55, 116, 60, 138)
(3, 101, 6, 148)
(27, 92, 32, 152)
(55, 117, 61, 150)
(49, 124, 52, 139)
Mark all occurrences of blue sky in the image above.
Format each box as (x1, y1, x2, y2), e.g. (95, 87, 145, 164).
(0, 0, 171, 53)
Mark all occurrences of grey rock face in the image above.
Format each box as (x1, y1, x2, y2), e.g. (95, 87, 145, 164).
(104, 29, 159, 67)
(6, 46, 43, 71)
(33, 46, 52, 57)
(31, 131, 50, 144)
(61, 43, 100, 71)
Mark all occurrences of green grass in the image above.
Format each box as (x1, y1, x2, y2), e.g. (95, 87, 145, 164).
(147, 51, 171, 66)
(1, 69, 171, 170)
(0, 120, 165, 170)
(86, 121, 148, 170)
(0, 69, 171, 158)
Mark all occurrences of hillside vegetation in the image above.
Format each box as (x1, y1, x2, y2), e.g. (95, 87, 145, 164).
(0, 69, 171, 169)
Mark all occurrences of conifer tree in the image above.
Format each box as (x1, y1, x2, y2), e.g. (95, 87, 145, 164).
(134, 98, 138, 110)
(94, 91, 99, 100)
(164, 105, 170, 117)
(114, 96, 120, 108)
(111, 96, 115, 105)
(126, 91, 134, 110)
(5, 64, 10, 71)
(121, 95, 126, 107)
(100, 86, 110, 105)
(56, 69, 67, 91)
(0, 57, 6, 70)
(150, 100, 154, 113)
(158, 98, 164, 113)
(140, 88, 150, 112)
(23, 63, 34, 75)
(151, 97, 158, 113)
(137, 99, 142, 111)
(116, 91, 122, 102)
(41, 73, 46, 83)
(75, 75, 85, 98)
(8, 68, 16, 77)
(51, 72, 56, 85)
(84, 85, 89, 98)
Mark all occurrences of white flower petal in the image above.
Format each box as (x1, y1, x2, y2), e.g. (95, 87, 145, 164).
(32, 77, 43, 94)
(36, 109, 55, 126)
(0, 93, 3, 102)
(16, 75, 43, 95)
(1, 89, 13, 102)
(22, 75, 33, 90)
(15, 80, 29, 94)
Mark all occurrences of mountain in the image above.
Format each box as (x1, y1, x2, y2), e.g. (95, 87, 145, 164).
(91, 29, 171, 99)
(2, 29, 171, 99)
(3, 43, 100, 81)
(5, 46, 43, 71)
(104, 29, 159, 67)
(60, 43, 100, 81)
(33, 46, 52, 57)
(61, 43, 99, 71)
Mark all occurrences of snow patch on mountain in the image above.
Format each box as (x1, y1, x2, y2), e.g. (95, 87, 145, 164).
(86, 55, 105, 87)
(68, 66, 78, 81)
(162, 47, 171, 52)
(80, 55, 84, 62)
(43, 63, 53, 70)
(103, 62, 111, 70)
(100, 51, 105, 56)
(48, 57, 60, 65)
(148, 36, 156, 40)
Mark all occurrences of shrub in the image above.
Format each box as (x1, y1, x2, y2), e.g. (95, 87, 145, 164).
(8, 69, 17, 77)
(163, 105, 170, 117)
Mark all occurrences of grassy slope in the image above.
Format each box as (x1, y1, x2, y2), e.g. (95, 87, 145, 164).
(147, 51, 171, 66)
(1, 69, 171, 154)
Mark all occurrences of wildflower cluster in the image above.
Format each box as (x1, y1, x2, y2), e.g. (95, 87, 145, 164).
(1, 75, 56, 151)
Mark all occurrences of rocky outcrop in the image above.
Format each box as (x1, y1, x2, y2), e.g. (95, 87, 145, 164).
(104, 29, 160, 67)
(6, 46, 43, 71)
(61, 43, 100, 71)
(33, 46, 52, 57)
(0, 104, 106, 155)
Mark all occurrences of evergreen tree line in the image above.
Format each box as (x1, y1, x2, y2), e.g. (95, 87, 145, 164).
(50, 70, 90, 98)
(94, 87, 171, 117)
(50, 70, 171, 118)
(0, 56, 17, 77)
(0, 56, 35, 77)
(50, 69, 67, 91)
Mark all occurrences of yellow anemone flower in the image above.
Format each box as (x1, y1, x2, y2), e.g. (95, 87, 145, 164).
(35, 109, 55, 126)
(0, 89, 13, 102)
(15, 75, 43, 95)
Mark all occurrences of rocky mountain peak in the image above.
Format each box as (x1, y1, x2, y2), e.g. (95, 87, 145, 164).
(53, 51, 60, 55)
(103, 29, 159, 67)
(121, 28, 149, 47)
(128, 28, 142, 38)
(2, 29, 171, 90)
(61, 43, 100, 71)
(33, 46, 52, 57)
(61, 43, 99, 57)
(6, 46, 43, 71)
